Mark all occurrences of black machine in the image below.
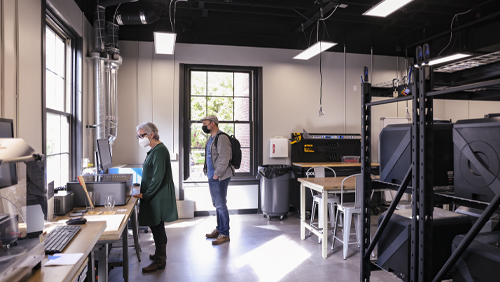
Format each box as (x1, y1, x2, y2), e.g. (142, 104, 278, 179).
(453, 117, 500, 202)
(452, 231, 500, 282)
(0, 214, 19, 248)
(379, 122, 454, 186)
(96, 138, 113, 173)
(377, 208, 471, 281)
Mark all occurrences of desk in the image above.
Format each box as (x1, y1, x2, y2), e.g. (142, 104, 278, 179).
(27, 221, 106, 282)
(297, 177, 356, 259)
(291, 162, 379, 211)
(58, 196, 139, 282)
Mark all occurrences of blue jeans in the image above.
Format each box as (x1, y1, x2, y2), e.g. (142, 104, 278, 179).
(208, 177, 231, 236)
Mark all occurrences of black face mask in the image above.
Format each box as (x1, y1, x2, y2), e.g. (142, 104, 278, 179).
(202, 125, 210, 134)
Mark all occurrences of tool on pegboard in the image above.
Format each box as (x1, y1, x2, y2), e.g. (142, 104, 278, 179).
(304, 144, 314, 153)
(290, 132, 302, 144)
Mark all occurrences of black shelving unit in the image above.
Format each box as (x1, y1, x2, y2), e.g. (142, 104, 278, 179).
(360, 64, 500, 282)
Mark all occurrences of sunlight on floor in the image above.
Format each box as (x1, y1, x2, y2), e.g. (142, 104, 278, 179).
(234, 234, 311, 282)
(254, 225, 281, 231)
(165, 219, 205, 228)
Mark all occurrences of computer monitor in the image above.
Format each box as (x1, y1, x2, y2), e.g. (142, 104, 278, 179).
(96, 139, 113, 173)
(0, 118, 18, 188)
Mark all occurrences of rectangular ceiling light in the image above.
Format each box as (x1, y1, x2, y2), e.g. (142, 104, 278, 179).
(428, 53, 472, 66)
(154, 31, 176, 55)
(293, 41, 337, 60)
(363, 0, 413, 17)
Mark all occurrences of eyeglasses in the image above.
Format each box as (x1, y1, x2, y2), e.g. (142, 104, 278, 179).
(136, 133, 148, 139)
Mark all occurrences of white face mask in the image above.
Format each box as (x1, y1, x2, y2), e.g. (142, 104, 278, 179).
(138, 136, 150, 148)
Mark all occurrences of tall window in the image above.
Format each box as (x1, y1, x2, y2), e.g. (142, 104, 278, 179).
(45, 22, 72, 189)
(184, 65, 260, 181)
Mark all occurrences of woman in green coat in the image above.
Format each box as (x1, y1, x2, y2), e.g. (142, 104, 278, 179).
(133, 122, 178, 273)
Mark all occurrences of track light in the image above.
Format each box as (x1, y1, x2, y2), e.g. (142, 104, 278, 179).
(428, 53, 471, 66)
(293, 41, 337, 60)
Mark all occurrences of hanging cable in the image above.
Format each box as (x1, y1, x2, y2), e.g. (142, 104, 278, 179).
(438, 9, 472, 57)
(169, 0, 175, 32)
(318, 38, 324, 116)
(319, 5, 339, 21)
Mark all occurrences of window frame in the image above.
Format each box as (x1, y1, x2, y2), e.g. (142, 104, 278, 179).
(180, 64, 263, 184)
(44, 8, 83, 188)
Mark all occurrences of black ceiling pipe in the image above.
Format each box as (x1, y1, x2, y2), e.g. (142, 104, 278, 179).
(116, 7, 161, 25)
(99, 0, 138, 7)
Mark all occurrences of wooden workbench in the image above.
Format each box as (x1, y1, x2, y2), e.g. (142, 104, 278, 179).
(27, 221, 106, 282)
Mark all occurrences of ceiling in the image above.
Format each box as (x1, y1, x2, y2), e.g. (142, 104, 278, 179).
(75, 0, 500, 58)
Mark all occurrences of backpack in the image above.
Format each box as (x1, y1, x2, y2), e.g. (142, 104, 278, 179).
(214, 132, 242, 169)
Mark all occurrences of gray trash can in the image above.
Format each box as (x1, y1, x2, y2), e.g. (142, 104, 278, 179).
(258, 165, 293, 220)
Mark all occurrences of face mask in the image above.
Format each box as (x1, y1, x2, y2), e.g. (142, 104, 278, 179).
(138, 136, 150, 148)
(202, 125, 211, 134)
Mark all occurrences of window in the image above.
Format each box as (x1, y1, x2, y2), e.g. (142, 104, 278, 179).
(45, 20, 73, 189)
(182, 65, 262, 181)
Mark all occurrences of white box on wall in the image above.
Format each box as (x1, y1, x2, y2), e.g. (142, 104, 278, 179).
(270, 136, 288, 158)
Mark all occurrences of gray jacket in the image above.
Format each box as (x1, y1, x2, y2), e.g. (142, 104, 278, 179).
(203, 130, 234, 181)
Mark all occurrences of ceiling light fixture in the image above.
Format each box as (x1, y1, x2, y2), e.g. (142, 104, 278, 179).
(293, 41, 337, 60)
(154, 32, 176, 55)
(428, 53, 471, 66)
(363, 0, 413, 18)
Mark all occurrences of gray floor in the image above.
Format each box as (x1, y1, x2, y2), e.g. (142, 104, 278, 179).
(108, 213, 400, 282)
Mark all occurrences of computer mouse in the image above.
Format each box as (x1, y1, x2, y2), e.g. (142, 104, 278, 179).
(133, 183, 140, 187)
(66, 217, 87, 225)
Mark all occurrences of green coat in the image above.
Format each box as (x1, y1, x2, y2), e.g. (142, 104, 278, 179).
(139, 143, 178, 226)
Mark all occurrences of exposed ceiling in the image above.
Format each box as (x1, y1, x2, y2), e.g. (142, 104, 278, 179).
(75, 0, 500, 58)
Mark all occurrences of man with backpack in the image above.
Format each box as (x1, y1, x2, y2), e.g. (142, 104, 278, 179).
(201, 115, 234, 245)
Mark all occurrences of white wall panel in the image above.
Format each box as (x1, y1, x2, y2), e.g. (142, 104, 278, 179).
(18, 0, 42, 153)
(1, 0, 18, 122)
(113, 41, 138, 166)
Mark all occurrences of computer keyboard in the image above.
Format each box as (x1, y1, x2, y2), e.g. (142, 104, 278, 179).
(44, 225, 82, 254)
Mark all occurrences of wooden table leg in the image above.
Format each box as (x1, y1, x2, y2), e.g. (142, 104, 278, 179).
(300, 183, 305, 240)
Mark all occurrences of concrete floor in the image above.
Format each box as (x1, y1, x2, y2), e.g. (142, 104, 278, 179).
(108, 213, 400, 282)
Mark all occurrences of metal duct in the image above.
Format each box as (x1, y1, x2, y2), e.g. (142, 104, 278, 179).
(91, 5, 122, 146)
(106, 62, 120, 146)
(99, 0, 138, 7)
(116, 8, 160, 25)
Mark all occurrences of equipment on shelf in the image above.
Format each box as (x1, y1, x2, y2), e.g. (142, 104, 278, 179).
(453, 117, 500, 202)
(377, 208, 471, 281)
(452, 231, 500, 282)
(44, 225, 82, 254)
(379, 122, 454, 186)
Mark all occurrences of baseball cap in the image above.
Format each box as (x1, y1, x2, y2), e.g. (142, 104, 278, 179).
(200, 115, 219, 125)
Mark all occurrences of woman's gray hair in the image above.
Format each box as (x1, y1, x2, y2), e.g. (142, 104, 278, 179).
(136, 122, 160, 140)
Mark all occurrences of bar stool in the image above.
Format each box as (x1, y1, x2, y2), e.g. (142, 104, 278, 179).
(332, 174, 362, 259)
(306, 166, 339, 243)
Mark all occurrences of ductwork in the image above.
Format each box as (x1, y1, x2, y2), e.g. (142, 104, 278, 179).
(99, 0, 138, 7)
(90, 5, 122, 147)
(116, 7, 161, 25)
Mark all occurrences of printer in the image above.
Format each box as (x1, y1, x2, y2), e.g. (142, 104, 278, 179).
(67, 174, 133, 207)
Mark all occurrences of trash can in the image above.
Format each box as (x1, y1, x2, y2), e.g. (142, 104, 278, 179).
(258, 165, 293, 220)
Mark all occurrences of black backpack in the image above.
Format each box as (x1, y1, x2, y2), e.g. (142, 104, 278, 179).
(214, 132, 242, 169)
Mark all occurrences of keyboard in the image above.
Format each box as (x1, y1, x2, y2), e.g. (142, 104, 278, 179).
(44, 225, 82, 254)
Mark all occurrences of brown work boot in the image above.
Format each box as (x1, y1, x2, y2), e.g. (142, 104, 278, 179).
(142, 244, 166, 273)
(212, 234, 230, 245)
(205, 229, 219, 238)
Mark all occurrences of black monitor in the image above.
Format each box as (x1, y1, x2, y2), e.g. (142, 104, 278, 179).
(0, 118, 18, 188)
(96, 139, 112, 173)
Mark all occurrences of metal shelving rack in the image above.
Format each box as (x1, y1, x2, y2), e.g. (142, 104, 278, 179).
(360, 63, 500, 282)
